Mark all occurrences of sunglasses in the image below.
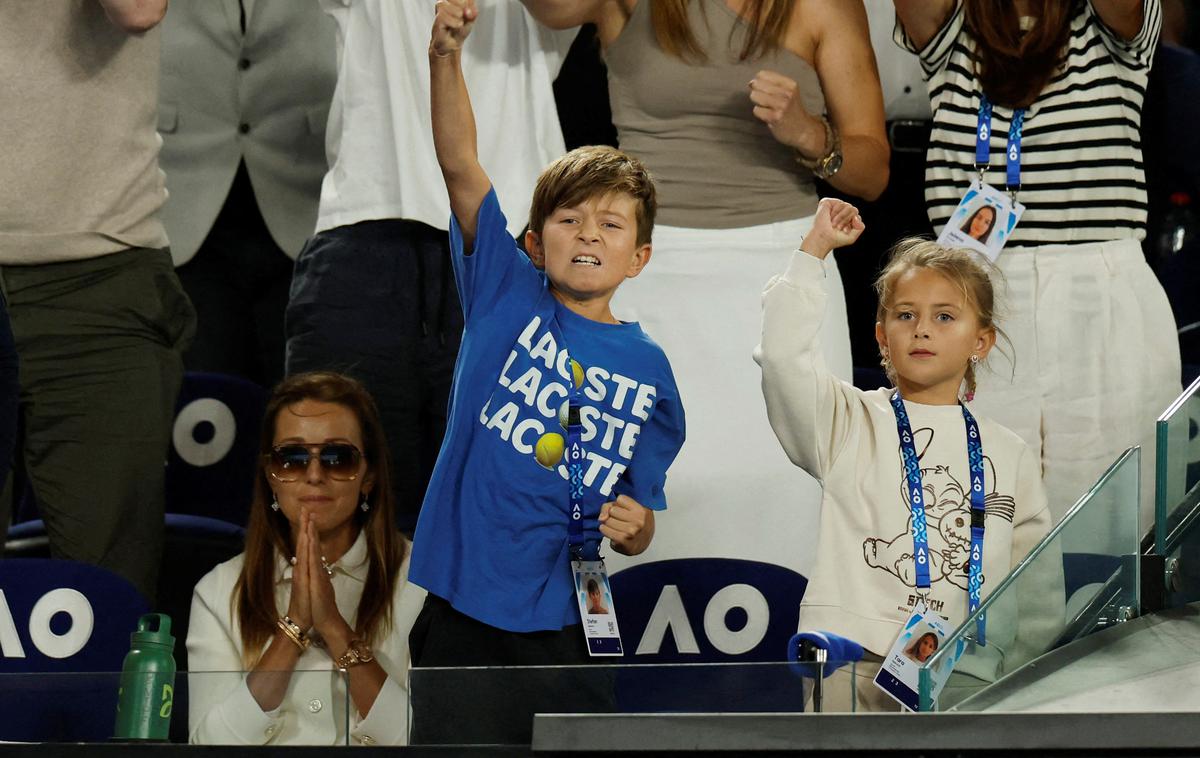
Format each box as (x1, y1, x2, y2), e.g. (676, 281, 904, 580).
(266, 443, 363, 482)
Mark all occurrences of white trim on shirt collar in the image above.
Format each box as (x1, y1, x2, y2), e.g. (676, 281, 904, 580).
(275, 529, 370, 583)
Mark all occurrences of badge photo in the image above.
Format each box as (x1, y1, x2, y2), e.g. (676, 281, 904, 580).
(572, 560, 624, 656)
(937, 181, 1025, 263)
(873, 601, 963, 711)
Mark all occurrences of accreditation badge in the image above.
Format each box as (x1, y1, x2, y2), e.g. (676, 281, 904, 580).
(873, 600, 964, 711)
(572, 559, 623, 656)
(937, 180, 1025, 263)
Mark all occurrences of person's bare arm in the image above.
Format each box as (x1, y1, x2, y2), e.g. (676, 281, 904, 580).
(892, 0, 955, 49)
(519, 0, 632, 44)
(810, 0, 890, 200)
(1091, 0, 1146, 40)
(430, 0, 491, 251)
(97, 0, 167, 33)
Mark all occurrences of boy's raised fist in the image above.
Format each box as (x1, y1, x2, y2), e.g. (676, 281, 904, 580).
(431, 0, 478, 57)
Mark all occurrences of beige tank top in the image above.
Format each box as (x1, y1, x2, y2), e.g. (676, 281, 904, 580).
(605, 0, 825, 229)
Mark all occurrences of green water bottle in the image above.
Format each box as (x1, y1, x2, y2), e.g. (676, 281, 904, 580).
(113, 613, 177, 741)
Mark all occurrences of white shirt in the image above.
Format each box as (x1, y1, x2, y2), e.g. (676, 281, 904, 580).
(187, 532, 422, 746)
(863, 0, 931, 121)
(315, 0, 576, 237)
(755, 252, 1062, 681)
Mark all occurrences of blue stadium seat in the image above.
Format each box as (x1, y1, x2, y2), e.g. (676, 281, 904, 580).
(167, 370, 268, 528)
(0, 559, 150, 741)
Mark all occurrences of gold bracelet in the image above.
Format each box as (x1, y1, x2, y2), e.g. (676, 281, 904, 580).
(335, 639, 374, 670)
(793, 114, 844, 180)
(277, 616, 309, 651)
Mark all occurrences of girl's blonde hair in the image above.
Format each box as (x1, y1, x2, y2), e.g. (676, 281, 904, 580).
(873, 238, 1008, 400)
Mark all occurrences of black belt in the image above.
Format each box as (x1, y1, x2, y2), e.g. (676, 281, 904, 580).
(887, 119, 931, 154)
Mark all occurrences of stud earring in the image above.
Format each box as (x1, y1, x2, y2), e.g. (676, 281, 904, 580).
(270, 497, 280, 512)
(970, 354, 980, 365)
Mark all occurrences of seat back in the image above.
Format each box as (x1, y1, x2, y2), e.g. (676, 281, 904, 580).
(0, 558, 151, 741)
(167, 371, 268, 527)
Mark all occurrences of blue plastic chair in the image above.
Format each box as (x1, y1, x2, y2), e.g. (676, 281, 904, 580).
(0, 559, 150, 741)
(166, 371, 268, 527)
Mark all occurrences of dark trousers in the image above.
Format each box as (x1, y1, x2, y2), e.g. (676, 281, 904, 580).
(0, 248, 194, 600)
(0, 292, 16, 513)
(284, 218, 463, 533)
(175, 163, 294, 389)
(408, 595, 613, 745)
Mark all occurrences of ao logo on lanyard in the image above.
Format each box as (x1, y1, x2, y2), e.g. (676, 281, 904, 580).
(937, 94, 1028, 261)
(889, 392, 987, 644)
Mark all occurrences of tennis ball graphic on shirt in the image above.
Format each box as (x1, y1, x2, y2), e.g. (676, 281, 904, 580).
(535, 432, 565, 469)
(559, 399, 570, 430)
(570, 359, 584, 389)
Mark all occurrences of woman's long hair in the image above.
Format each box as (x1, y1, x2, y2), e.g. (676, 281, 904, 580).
(651, 0, 793, 62)
(964, 0, 1078, 108)
(234, 371, 405, 668)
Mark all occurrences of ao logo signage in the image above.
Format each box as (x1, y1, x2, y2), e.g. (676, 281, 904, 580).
(0, 559, 148, 673)
(610, 558, 808, 663)
(0, 587, 94, 662)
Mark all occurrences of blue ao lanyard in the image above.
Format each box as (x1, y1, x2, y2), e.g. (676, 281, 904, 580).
(889, 392, 988, 644)
(975, 94, 1026, 201)
(566, 382, 590, 562)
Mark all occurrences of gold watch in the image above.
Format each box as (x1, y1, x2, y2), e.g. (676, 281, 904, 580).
(335, 639, 374, 669)
(794, 114, 844, 180)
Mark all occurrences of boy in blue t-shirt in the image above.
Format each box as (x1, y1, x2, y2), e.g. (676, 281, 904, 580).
(409, 0, 685, 677)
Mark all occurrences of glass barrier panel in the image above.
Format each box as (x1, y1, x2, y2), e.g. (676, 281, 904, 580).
(183, 669, 356, 746)
(1155, 375, 1200, 555)
(0, 666, 360, 748)
(917, 447, 1142, 712)
(0, 671, 124, 743)
(407, 661, 857, 746)
(1155, 376, 1200, 607)
(0, 669, 364, 745)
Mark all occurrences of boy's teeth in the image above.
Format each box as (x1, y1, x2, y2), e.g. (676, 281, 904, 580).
(573, 255, 600, 266)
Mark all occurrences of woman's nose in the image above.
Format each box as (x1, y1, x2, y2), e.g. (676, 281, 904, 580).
(305, 454, 325, 482)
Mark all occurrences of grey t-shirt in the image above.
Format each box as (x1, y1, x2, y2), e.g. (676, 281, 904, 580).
(606, 0, 825, 229)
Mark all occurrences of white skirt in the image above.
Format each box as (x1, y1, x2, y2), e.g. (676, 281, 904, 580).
(968, 238, 1180, 535)
(607, 217, 853, 577)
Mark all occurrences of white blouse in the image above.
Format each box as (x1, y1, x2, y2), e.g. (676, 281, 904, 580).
(187, 533, 421, 746)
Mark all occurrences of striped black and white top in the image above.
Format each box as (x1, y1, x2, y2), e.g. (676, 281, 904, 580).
(897, 0, 1161, 247)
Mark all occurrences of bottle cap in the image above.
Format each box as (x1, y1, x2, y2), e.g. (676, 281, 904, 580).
(130, 613, 175, 650)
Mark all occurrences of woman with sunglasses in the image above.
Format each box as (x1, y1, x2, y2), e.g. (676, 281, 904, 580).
(187, 371, 415, 745)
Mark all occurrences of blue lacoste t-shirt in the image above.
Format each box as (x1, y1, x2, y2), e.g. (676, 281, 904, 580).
(410, 188, 686, 632)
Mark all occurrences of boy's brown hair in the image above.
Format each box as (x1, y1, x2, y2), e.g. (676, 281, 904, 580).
(528, 145, 657, 247)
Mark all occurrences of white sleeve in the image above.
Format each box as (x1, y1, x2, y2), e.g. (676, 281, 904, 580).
(1088, 0, 1161, 71)
(186, 577, 282, 745)
(349, 552, 420, 746)
(754, 251, 868, 480)
(350, 676, 408, 745)
(893, 0, 964, 77)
